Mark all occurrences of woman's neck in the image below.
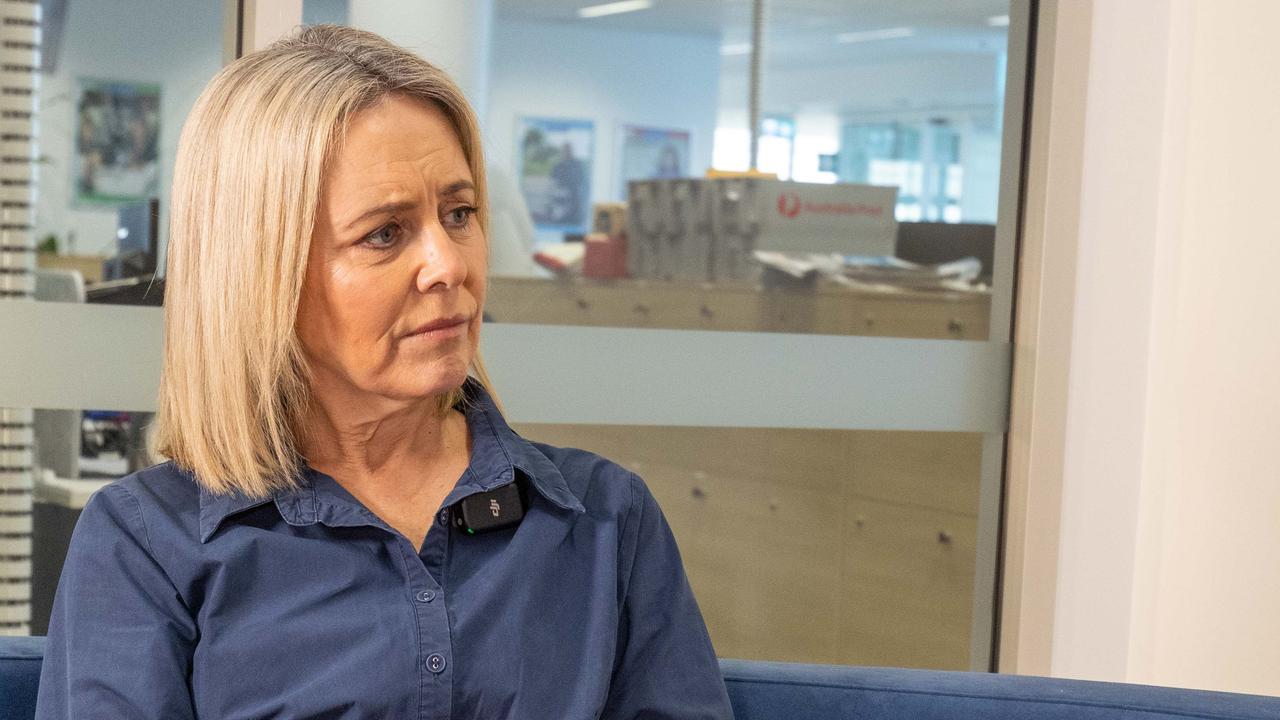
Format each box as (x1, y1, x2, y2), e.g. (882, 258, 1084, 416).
(299, 392, 461, 483)
(298, 393, 473, 543)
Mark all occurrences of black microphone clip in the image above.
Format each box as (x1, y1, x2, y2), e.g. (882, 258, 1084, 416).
(453, 479, 525, 535)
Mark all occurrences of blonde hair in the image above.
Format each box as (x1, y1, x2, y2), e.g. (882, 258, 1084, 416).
(153, 24, 498, 499)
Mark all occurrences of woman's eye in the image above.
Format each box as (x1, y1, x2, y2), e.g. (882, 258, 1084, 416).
(445, 206, 477, 229)
(362, 222, 401, 249)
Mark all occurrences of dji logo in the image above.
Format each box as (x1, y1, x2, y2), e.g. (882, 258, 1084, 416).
(489, 498, 501, 517)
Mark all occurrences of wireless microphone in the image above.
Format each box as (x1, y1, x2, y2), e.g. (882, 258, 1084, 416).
(452, 479, 525, 535)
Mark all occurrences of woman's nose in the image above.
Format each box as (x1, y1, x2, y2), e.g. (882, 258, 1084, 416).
(414, 221, 468, 293)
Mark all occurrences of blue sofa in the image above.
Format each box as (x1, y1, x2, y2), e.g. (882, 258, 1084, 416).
(5, 635, 1279, 718)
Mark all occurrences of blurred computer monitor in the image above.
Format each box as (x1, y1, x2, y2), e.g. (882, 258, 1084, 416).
(102, 198, 158, 282)
(895, 222, 996, 284)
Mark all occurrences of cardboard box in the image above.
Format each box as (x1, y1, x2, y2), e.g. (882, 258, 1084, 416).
(627, 178, 898, 282)
(583, 233, 628, 279)
(591, 202, 628, 236)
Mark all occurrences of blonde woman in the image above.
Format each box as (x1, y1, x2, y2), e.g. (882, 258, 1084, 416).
(36, 25, 732, 719)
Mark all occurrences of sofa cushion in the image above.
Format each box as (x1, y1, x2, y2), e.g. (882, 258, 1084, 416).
(720, 659, 1280, 720)
(0, 636, 44, 719)
(7, 638, 1280, 720)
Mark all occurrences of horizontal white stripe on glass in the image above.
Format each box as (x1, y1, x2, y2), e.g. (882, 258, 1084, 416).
(0, 302, 163, 411)
(0, 304, 1010, 432)
(485, 324, 1010, 432)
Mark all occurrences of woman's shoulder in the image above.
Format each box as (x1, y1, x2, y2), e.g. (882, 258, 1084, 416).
(107, 459, 203, 515)
(79, 461, 205, 552)
(519, 438, 650, 518)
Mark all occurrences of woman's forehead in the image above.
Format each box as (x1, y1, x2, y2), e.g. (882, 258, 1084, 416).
(326, 97, 472, 195)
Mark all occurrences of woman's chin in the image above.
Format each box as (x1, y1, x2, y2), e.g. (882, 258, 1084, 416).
(394, 360, 470, 399)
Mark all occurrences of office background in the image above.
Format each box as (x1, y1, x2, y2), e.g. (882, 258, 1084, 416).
(1, 0, 1276, 699)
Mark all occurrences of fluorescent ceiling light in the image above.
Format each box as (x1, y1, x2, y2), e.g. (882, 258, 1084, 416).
(836, 27, 915, 44)
(578, 0, 653, 19)
(987, 14, 1010, 27)
(720, 43, 752, 56)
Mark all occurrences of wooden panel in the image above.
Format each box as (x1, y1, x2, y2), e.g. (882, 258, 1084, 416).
(486, 276, 990, 339)
(634, 456, 847, 665)
(483, 278, 576, 325)
(756, 288, 818, 333)
(513, 423, 982, 669)
(818, 291, 990, 339)
(580, 280, 703, 329)
(522, 425, 980, 516)
(36, 253, 106, 284)
(695, 283, 761, 332)
(837, 499, 976, 669)
(845, 431, 982, 515)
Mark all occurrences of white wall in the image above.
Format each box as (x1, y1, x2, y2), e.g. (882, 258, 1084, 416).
(34, 0, 224, 265)
(792, 111, 840, 184)
(1017, 0, 1280, 696)
(718, 52, 1001, 119)
(717, 52, 1004, 221)
(1126, 0, 1280, 694)
(1048, 0, 1177, 683)
(302, 0, 348, 26)
(348, 0, 493, 120)
(486, 19, 720, 221)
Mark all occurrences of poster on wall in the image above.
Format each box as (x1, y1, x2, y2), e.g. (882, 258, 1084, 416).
(73, 79, 161, 205)
(516, 116, 593, 234)
(616, 124, 690, 198)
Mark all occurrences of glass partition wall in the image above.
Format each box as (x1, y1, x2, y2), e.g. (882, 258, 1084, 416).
(4, 0, 1031, 672)
(1, 0, 227, 636)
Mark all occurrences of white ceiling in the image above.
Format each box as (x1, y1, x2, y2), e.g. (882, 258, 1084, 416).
(495, 0, 1011, 69)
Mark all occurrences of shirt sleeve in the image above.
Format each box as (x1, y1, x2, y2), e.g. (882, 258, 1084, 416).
(601, 472, 734, 719)
(35, 483, 198, 720)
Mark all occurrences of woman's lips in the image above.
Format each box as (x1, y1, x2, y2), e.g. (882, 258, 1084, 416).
(404, 315, 468, 341)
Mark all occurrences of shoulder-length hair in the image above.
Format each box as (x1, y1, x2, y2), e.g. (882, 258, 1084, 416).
(153, 24, 499, 499)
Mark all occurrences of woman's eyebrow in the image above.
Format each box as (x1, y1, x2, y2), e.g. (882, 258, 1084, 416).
(341, 181, 474, 231)
(440, 179, 475, 196)
(343, 200, 417, 231)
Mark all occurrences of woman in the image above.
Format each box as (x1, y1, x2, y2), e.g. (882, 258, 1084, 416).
(36, 25, 732, 719)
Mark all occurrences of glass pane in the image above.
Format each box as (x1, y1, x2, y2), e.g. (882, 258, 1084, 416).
(8, 1, 1024, 678)
(321, 0, 1023, 672)
(30, 0, 225, 307)
(2, 0, 227, 635)
(316, 0, 1013, 340)
(23, 404, 143, 636)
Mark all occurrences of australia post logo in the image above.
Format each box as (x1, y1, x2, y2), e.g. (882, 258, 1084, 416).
(776, 191, 885, 220)
(777, 192, 803, 218)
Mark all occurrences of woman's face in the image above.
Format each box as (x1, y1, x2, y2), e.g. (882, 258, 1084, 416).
(297, 95, 486, 407)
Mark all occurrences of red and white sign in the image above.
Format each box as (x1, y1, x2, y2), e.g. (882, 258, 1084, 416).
(753, 179, 898, 256)
(776, 191, 887, 220)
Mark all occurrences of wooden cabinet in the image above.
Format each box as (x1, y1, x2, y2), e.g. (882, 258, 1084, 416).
(485, 276, 990, 339)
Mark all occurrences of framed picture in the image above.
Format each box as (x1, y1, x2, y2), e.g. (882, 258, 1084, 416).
(73, 79, 161, 205)
(516, 116, 594, 234)
(616, 124, 690, 198)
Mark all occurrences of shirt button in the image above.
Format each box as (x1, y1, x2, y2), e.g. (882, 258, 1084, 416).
(437, 509, 449, 526)
(426, 653, 447, 674)
(415, 589, 436, 603)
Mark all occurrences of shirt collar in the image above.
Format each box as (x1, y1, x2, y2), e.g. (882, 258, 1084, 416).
(197, 376, 585, 543)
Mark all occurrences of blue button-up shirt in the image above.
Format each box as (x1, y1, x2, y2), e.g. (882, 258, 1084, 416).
(36, 377, 733, 719)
